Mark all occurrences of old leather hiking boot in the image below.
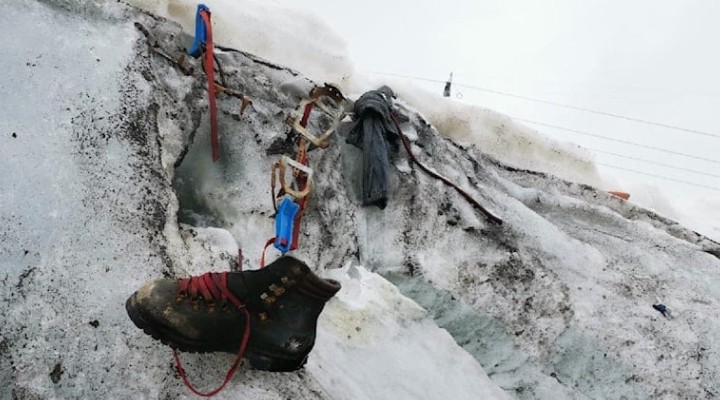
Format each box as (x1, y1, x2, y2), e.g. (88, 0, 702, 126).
(125, 255, 341, 372)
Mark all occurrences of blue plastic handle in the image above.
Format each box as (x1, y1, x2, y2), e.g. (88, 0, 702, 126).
(274, 197, 300, 253)
(187, 4, 210, 58)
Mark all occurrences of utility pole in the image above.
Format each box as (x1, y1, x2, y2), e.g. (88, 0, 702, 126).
(443, 72, 453, 97)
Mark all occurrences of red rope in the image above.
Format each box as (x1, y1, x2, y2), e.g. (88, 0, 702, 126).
(199, 10, 220, 161)
(389, 113, 503, 225)
(173, 271, 251, 397)
(173, 307, 250, 397)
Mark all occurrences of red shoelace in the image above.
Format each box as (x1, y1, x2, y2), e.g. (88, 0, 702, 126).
(173, 272, 251, 397)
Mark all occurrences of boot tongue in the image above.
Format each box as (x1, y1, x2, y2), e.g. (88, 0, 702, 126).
(225, 265, 285, 309)
(226, 272, 255, 306)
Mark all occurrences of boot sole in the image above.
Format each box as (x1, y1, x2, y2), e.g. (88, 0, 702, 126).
(125, 296, 308, 372)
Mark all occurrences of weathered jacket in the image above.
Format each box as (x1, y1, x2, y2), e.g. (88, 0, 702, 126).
(345, 87, 399, 209)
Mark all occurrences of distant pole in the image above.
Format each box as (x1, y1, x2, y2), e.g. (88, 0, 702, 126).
(443, 72, 453, 97)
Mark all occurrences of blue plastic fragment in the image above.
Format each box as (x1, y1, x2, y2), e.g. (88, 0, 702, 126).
(274, 197, 300, 254)
(187, 4, 210, 58)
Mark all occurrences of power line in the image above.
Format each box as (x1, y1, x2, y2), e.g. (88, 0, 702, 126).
(514, 117, 720, 190)
(367, 71, 720, 141)
(456, 84, 720, 140)
(370, 71, 720, 97)
(590, 148, 720, 180)
(450, 72, 720, 97)
(598, 163, 720, 192)
(367, 71, 720, 191)
(516, 118, 720, 166)
(367, 71, 445, 85)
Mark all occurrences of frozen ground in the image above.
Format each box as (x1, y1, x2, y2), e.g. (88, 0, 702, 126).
(2, 1, 720, 399)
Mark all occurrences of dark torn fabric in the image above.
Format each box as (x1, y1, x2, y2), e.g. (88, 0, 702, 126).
(345, 86, 400, 209)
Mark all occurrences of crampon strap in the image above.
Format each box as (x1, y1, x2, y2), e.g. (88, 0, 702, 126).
(188, 5, 220, 161)
(200, 10, 220, 161)
(173, 272, 251, 397)
(260, 237, 277, 268)
(289, 101, 314, 250)
(300, 100, 314, 126)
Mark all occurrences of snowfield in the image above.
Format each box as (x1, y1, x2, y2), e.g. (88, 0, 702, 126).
(2, 1, 720, 399)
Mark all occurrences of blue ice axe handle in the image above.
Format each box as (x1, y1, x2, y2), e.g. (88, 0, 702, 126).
(187, 4, 210, 58)
(274, 197, 300, 253)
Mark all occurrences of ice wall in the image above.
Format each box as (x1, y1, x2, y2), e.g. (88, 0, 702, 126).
(125, 0, 608, 193)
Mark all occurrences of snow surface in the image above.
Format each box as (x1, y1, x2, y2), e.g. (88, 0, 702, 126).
(125, 0, 353, 84)
(310, 264, 510, 400)
(3, 1, 720, 399)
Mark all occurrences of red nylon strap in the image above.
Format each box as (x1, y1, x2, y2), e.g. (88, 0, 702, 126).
(290, 102, 314, 250)
(291, 158, 309, 251)
(290, 196, 307, 251)
(200, 10, 220, 161)
(300, 101, 314, 126)
(260, 237, 276, 268)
